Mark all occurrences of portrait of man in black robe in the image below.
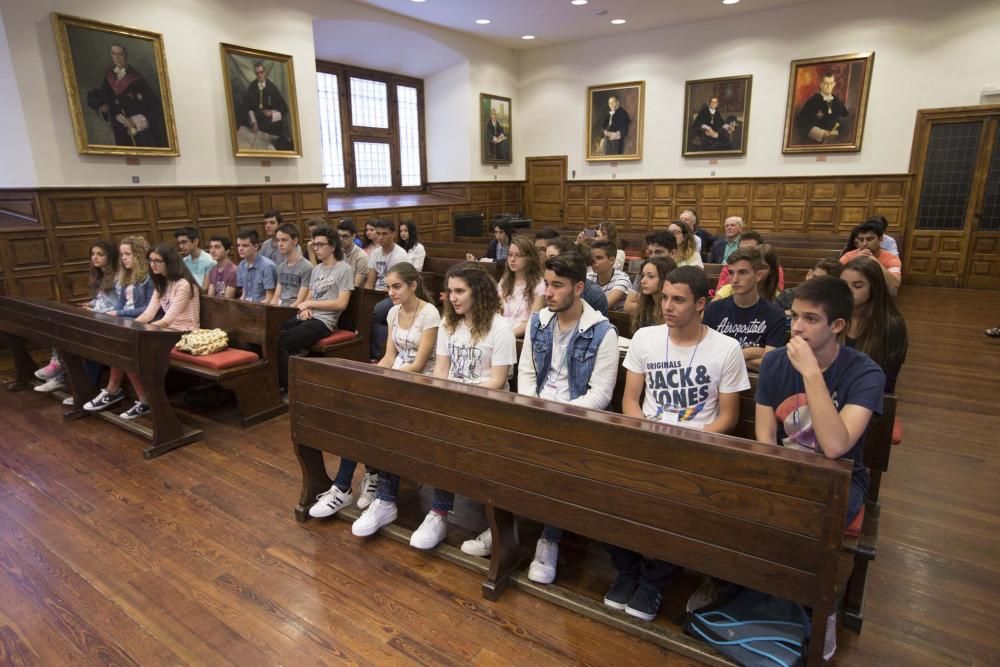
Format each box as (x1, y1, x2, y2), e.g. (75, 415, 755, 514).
(85, 44, 167, 148)
(688, 96, 736, 152)
(598, 95, 631, 155)
(484, 107, 510, 162)
(238, 61, 293, 151)
(794, 71, 850, 144)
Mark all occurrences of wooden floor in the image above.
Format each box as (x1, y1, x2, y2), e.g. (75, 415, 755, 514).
(0, 286, 998, 666)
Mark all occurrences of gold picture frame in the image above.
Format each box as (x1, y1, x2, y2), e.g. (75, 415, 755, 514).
(586, 81, 644, 161)
(480, 93, 512, 165)
(782, 52, 874, 154)
(682, 75, 752, 158)
(51, 13, 179, 156)
(220, 43, 302, 158)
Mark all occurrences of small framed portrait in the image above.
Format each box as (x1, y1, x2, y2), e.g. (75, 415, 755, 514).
(51, 13, 179, 156)
(480, 93, 512, 164)
(783, 52, 874, 154)
(586, 81, 645, 161)
(220, 43, 302, 158)
(682, 75, 752, 158)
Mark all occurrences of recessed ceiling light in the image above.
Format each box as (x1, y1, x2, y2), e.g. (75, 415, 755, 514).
(521, 35, 535, 40)
(610, 19, 627, 25)
(411, 0, 426, 3)
(571, 0, 589, 5)
(723, 0, 740, 4)
(475, 18, 491, 24)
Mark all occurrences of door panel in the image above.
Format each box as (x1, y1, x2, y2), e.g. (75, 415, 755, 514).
(965, 126, 1000, 288)
(525, 156, 566, 228)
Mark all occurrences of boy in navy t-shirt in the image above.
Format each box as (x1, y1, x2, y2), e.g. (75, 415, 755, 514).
(755, 275, 884, 523)
(704, 247, 787, 371)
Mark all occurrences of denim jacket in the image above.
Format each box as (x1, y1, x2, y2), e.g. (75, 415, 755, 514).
(521, 301, 618, 410)
(115, 276, 154, 319)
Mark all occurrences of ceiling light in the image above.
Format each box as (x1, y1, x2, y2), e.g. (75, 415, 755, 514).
(521, 35, 535, 40)
(411, 0, 426, 3)
(610, 19, 627, 25)
(571, 0, 589, 5)
(475, 19, 491, 24)
(723, 0, 740, 4)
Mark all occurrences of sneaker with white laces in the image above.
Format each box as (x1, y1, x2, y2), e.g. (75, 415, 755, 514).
(823, 610, 837, 662)
(460, 528, 492, 557)
(308, 485, 354, 519)
(410, 511, 448, 550)
(351, 499, 398, 537)
(119, 401, 151, 420)
(62, 396, 75, 406)
(527, 538, 559, 584)
(356, 471, 378, 510)
(83, 389, 125, 411)
(34, 375, 66, 393)
(35, 360, 62, 381)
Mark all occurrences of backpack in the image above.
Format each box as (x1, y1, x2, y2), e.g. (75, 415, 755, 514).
(684, 588, 810, 667)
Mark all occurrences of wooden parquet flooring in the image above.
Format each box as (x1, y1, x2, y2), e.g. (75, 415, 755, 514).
(0, 285, 997, 666)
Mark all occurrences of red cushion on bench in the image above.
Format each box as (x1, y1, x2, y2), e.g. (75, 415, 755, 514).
(892, 417, 902, 446)
(844, 506, 865, 538)
(312, 330, 358, 348)
(170, 347, 260, 370)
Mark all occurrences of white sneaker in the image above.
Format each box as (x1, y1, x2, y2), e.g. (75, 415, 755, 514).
(35, 360, 62, 381)
(823, 610, 837, 661)
(83, 389, 125, 411)
(34, 376, 65, 393)
(351, 499, 398, 537)
(356, 472, 378, 510)
(409, 511, 448, 550)
(527, 538, 559, 584)
(686, 576, 722, 613)
(461, 528, 492, 557)
(62, 396, 75, 406)
(308, 486, 354, 518)
(119, 401, 151, 420)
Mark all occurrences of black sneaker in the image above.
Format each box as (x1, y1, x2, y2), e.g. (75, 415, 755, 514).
(625, 580, 663, 621)
(604, 573, 640, 610)
(119, 401, 151, 420)
(83, 389, 125, 412)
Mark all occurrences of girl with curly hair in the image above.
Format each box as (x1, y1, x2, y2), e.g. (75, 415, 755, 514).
(498, 236, 545, 337)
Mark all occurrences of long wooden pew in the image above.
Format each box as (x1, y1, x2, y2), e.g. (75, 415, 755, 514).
(289, 357, 855, 666)
(0, 296, 202, 458)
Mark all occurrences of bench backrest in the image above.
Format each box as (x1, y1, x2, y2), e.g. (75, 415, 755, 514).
(290, 358, 852, 606)
(423, 256, 503, 280)
(198, 296, 297, 359)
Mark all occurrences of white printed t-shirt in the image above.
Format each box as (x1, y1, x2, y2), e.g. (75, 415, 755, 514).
(623, 324, 750, 430)
(499, 279, 545, 330)
(387, 301, 441, 376)
(370, 244, 408, 291)
(436, 313, 517, 387)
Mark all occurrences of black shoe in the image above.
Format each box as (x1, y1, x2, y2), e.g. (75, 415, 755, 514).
(625, 580, 662, 621)
(604, 573, 640, 610)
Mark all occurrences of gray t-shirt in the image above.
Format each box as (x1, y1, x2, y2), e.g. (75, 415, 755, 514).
(276, 256, 314, 306)
(307, 261, 354, 329)
(370, 244, 408, 291)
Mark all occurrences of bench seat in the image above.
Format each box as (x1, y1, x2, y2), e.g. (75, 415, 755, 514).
(170, 347, 260, 371)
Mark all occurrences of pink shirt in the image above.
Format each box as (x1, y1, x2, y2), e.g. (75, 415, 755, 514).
(138, 279, 200, 331)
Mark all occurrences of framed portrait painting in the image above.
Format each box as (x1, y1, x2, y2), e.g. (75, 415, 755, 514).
(480, 93, 512, 164)
(783, 52, 874, 153)
(682, 75, 752, 158)
(51, 13, 179, 156)
(586, 81, 644, 161)
(220, 43, 302, 158)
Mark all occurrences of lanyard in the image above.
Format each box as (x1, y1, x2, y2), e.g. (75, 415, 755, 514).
(654, 325, 705, 420)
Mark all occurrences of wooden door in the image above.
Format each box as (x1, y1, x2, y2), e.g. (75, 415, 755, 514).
(525, 156, 566, 228)
(906, 106, 1000, 288)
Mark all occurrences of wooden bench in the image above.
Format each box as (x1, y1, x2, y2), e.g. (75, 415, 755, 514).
(289, 358, 856, 666)
(168, 296, 297, 427)
(423, 256, 503, 280)
(0, 296, 202, 459)
(308, 288, 370, 361)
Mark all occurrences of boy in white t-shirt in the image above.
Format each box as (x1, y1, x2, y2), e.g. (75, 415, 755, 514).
(366, 218, 410, 359)
(611, 266, 750, 622)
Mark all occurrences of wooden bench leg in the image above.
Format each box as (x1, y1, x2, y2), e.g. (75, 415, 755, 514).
(140, 361, 202, 459)
(482, 504, 519, 601)
(294, 442, 333, 523)
(58, 351, 98, 419)
(3, 333, 38, 391)
(225, 373, 287, 427)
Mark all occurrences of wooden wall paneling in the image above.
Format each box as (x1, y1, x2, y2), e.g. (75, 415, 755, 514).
(0, 190, 43, 232)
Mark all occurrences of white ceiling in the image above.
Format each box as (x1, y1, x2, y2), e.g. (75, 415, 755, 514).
(352, 0, 819, 50)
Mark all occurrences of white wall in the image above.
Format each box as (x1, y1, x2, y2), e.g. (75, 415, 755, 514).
(517, 0, 1000, 180)
(0, 7, 38, 187)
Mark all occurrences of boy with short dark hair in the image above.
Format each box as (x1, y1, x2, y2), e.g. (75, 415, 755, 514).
(206, 235, 237, 298)
(587, 240, 631, 311)
(366, 218, 409, 359)
(545, 241, 608, 315)
(259, 209, 284, 265)
(270, 223, 313, 307)
(235, 228, 278, 303)
(337, 218, 370, 287)
(174, 226, 214, 290)
(839, 220, 901, 295)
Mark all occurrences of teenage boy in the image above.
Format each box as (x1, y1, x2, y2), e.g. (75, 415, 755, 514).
(533, 227, 561, 260)
(624, 230, 678, 315)
(305, 217, 324, 263)
(715, 230, 785, 292)
(367, 218, 409, 359)
(270, 223, 314, 307)
(235, 228, 278, 304)
(258, 210, 284, 265)
(775, 258, 842, 312)
(839, 220, 902, 295)
(587, 240, 632, 311)
(545, 240, 608, 315)
(517, 252, 619, 584)
(337, 218, 370, 287)
(704, 247, 787, 371)
(277, 226, 354, 390)
(868, 215, 899, 257)
(175, 226, 214, 290)
(710, 216, 744, 264)
(755, 275, 884, 662)
(612, 266, 749, 622)
(206, 235, 238, 298)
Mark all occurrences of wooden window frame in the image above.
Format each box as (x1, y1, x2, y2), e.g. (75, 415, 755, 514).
(316, 60, 427, 194)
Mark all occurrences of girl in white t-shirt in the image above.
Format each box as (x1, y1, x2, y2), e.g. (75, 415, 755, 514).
(497, 237, 545, 337)
(408, 264, 516, 552)
(349, 263, 442, 537)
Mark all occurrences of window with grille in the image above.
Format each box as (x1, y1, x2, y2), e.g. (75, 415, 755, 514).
(915, 122, 982, 231)
(316, 61, 425, 193)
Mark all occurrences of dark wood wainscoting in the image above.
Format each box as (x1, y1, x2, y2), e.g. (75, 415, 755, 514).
(0, 185, 327, 303)
(565, 174, 911, 237)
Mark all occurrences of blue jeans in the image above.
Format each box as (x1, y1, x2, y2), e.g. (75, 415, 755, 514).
(332, 460, 379, 494)
(605, 543, 680, 589)
(370, 296, 393, 360)
(542, 525, 563, 542)
(375, 473, 451, 512)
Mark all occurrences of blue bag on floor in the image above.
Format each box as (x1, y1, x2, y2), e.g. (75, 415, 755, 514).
(684, 588, 810, 667)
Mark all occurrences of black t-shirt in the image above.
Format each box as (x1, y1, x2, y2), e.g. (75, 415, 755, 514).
(704, 296, 787, 350)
